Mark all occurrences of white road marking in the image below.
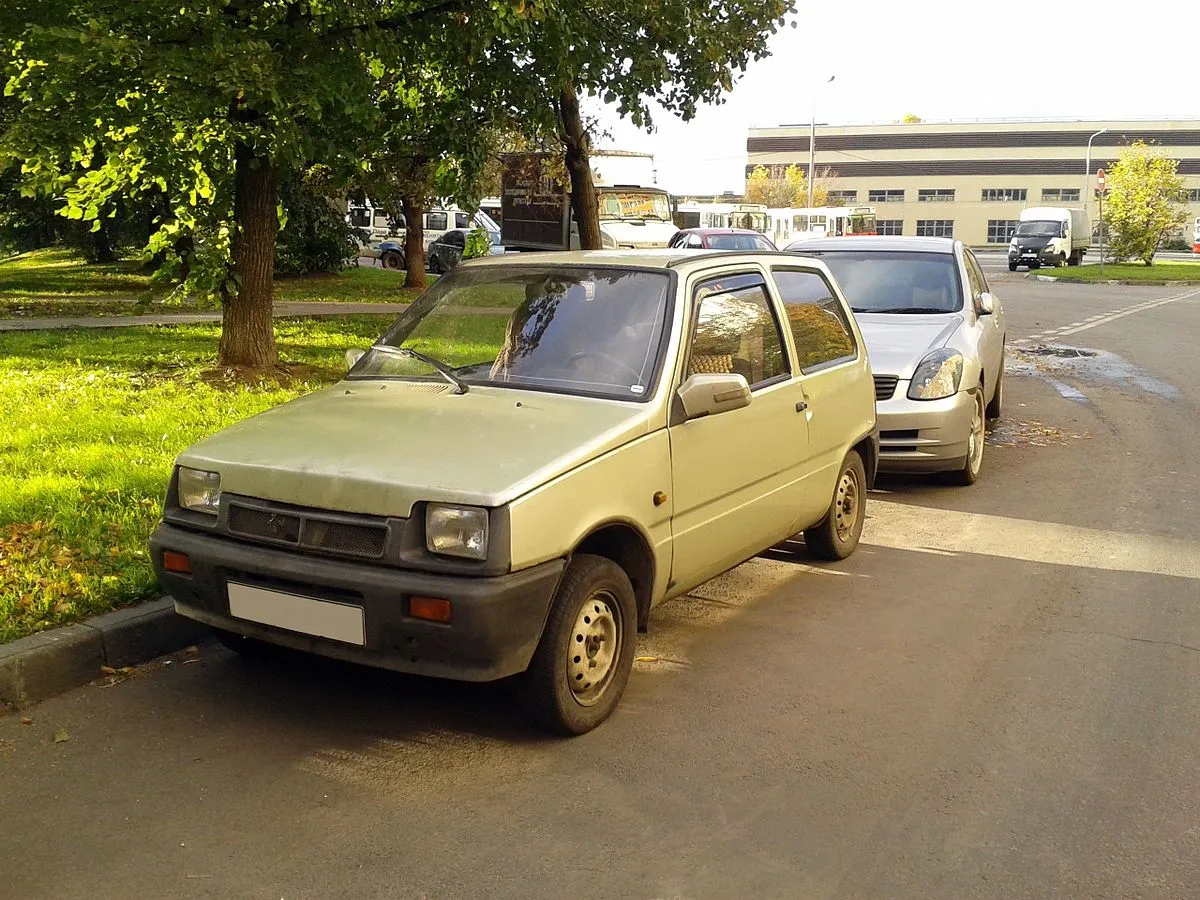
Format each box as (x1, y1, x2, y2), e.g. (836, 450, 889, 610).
(1014, 287, 1200, 344)
(864, 500, 1200, 581)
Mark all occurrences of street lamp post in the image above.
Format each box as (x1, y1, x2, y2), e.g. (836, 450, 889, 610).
(1085, 127, 1108, 197)
(808, 75, 836, 210)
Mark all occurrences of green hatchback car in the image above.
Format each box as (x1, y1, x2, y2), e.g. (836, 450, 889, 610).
(151, 250, 878, 734)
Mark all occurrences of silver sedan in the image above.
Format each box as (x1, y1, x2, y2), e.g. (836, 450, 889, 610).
(785, 236, 1006, 485)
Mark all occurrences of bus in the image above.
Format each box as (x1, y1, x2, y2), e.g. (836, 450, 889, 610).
(768, 205, 878, 248)
(1193, 216, 1200, 254)
(673, 201, 770, 234)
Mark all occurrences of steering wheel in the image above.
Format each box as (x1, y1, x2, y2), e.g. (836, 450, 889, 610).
(563, 350, 643, 383)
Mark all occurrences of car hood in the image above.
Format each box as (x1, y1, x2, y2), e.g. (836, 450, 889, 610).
(600, 219, 679, 248)
(855, 314, 962, 379)
(1013, 234, 1052, 248)
(178, 382, 651, 517)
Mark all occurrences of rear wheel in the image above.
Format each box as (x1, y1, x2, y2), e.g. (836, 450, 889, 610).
(804, 450, 867, 561)
(519, 555, 637, 735)
(986, 353, 1005, 420)
(381, 251, 403, 270)
(1068, 251, 1081, 266)
(947, 390, 986, 486)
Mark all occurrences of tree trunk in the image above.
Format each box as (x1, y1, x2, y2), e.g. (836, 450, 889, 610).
(219, 144, 279, 369)
(557, 83, 601, 250)
(402, 196, 427, 290)
(90, 221, 118, 264)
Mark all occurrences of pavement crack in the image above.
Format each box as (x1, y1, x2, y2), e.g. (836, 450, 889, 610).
(1061, 629, 1200, 655)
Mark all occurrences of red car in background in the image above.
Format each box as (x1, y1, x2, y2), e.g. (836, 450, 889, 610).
(669, 228, 777, 251)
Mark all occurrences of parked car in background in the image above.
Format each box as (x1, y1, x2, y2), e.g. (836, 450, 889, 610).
(427, 228, 505, 274)
(151, 250, 878, 735)
(668, 228, 777, 251)
(786, 236, 1006, 485)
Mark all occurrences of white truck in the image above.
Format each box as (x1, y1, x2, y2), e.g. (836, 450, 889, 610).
(500, 151, 678, 251)
(1008, 206, 1090, 270)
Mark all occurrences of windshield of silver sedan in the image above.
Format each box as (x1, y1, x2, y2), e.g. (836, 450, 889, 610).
(800, 251, 964, 314)
(348, 266, 673, 400)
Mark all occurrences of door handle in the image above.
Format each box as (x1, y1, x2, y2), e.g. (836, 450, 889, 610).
(795, 401, 808, 412)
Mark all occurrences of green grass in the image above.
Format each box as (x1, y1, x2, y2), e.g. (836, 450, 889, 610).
(1036, 260, 1200, 283)
(0, 249, 430, 318)
(0, 316, 401, 643)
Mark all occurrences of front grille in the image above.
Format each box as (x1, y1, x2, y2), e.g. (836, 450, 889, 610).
(301, 520, 387, 558)
(228, 505, 301, 544)
(874, 375, 899, 401)
(881, 429, 919, 440)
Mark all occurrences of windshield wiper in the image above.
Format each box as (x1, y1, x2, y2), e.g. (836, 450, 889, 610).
(868, 307, 950, 315)
(371, 344, 469, 394)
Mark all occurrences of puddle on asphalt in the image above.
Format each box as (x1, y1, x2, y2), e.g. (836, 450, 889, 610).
(1008, 343, 1180, 402)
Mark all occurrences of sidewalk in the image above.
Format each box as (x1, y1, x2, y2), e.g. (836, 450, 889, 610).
(0, 300, 414, 332)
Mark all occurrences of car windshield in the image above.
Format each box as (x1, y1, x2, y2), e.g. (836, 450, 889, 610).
(795, 250, 963, 314)
(599, 190, 673, 221)
(706, 233, 774, 251)
(349, 266, 672, 400)
(1016, 220, 1061, 237)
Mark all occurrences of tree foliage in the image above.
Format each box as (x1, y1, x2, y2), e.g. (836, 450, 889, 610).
(1102, 141, 1188, 266)
(745, 164, 829, 208)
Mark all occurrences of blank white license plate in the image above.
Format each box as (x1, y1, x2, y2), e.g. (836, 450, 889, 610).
(227, 582, 365, 646)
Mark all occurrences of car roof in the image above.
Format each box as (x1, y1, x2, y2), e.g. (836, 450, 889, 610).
(460, 249, 839, 278)
(678, 228, 765, 236)
(785, 236, 959, 254)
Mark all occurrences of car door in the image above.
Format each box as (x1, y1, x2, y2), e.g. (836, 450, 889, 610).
(668, 270, 812, 594)
(445, 230, 466, 268)
(963, 249, 1004, 393)
(768, 266, 864, 525)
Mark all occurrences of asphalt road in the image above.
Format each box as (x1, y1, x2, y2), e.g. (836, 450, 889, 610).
(4, 277, 1200, 898)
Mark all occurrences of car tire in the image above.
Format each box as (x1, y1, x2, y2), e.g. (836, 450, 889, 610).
(429, 253, 442, 275)
(1068, 251, 1081, 267)
(519, 555, 637, 736)
(986, 354, 1004, 420)
(381, 251, 403, 270)
(1057, 253, 1067, 267)
(946, 389, 986, 486)
(1008, 262, 1018, 272)
(804, 450, 867, 561)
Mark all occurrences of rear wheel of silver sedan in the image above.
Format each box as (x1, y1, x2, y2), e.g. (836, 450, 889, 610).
(804, 450, 866, 561)
(948, 389, 986, 486)
(986, 354, 1004, 420)
(519, 555, 637, 736)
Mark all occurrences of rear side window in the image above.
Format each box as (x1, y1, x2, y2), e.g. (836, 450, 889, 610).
(455, 212, 471, 229)
(426, 212, 448, 231)
(688, 274, 789, 388)
(771, 269, 857, 372)
(446, 231, 466, 248)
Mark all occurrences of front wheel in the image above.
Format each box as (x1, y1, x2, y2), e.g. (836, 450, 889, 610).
(804, 450, 867, 561)
(1008, 261, 1018, 272)
(947, 390, 986, 486)
(380, 251, 403, 270)
(519, 555, 637, 735)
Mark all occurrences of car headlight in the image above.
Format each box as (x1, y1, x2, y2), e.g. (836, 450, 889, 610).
(907, 350, 963, 401)
(177, 467, 221, 515)
(600, 230, 617, 249)
(426, 504, 489, 560)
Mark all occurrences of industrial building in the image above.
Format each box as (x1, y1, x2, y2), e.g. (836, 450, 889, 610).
(745, 119, 1200, 247)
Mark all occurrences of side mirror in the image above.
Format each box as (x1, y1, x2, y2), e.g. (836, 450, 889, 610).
(345, 348, 366, 370)
(978, 292, 995, 316)
(677, 373, 751, 420)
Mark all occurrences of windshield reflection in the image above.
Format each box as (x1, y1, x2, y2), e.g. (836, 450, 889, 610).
(350, 266, 673, 401)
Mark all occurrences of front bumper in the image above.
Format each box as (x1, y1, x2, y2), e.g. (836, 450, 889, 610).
(1008, 246, 1059, 266)
(874, 385, 976, 472)
(150, 523, 564, 682)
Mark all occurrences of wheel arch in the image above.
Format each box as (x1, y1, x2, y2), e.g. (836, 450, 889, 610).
(571, 520, 656, 633)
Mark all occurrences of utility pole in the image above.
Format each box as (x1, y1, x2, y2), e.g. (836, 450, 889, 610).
(808, 75, 835, 210)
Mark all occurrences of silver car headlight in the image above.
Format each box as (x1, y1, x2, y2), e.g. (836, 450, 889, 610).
(177, 466, 221, 515)
(908, 350, 963, 401)
(426, 504, 489, 560)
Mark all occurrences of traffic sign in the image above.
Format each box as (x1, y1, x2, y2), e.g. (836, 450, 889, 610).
(1096, 168, 1106, 192)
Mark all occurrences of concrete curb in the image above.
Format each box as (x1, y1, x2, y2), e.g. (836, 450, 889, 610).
(0, 598, 209, 709)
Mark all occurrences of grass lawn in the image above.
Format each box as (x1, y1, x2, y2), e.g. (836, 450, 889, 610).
(0, 312, 508, 643)
(1036, 260, 1200, 283)
(0, 249, 428, 318)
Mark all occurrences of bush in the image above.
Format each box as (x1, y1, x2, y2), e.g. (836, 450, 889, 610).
(274, 173, 361, 277)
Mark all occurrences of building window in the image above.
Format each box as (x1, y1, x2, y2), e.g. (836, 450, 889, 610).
(827, 189, 858, 206)
(876, 219, 903, 236)
(1042, 188, 1081, 203)
(987, 220, 1019, 243)
(916, 220, 953, 238)
(918, 189, 955, 202)
(868, 189, 904, 203)
(981, 188, 1027, 202)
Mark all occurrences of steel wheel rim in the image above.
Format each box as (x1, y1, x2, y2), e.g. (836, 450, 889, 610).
(567, 591, 621, 706)
(967, 394, 985, 474)
(834, 466, 861, 542)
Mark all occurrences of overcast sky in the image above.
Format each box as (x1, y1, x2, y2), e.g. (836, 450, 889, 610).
(590, 0, 1199, 194)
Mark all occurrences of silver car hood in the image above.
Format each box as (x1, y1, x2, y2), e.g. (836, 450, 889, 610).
(855, 314, 962, 379)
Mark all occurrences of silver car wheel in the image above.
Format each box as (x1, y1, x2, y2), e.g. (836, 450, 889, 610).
(833, 466, 861, 542)
(966, 392, 985, 477)
(567, 591, 621, 706)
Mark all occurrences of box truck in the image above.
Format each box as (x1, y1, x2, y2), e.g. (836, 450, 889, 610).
(1008, 207, 1090, 270)
(500, 152, 678, 251)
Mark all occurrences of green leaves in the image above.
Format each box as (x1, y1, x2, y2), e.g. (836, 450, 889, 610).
(1103, 141, 1188, 266)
